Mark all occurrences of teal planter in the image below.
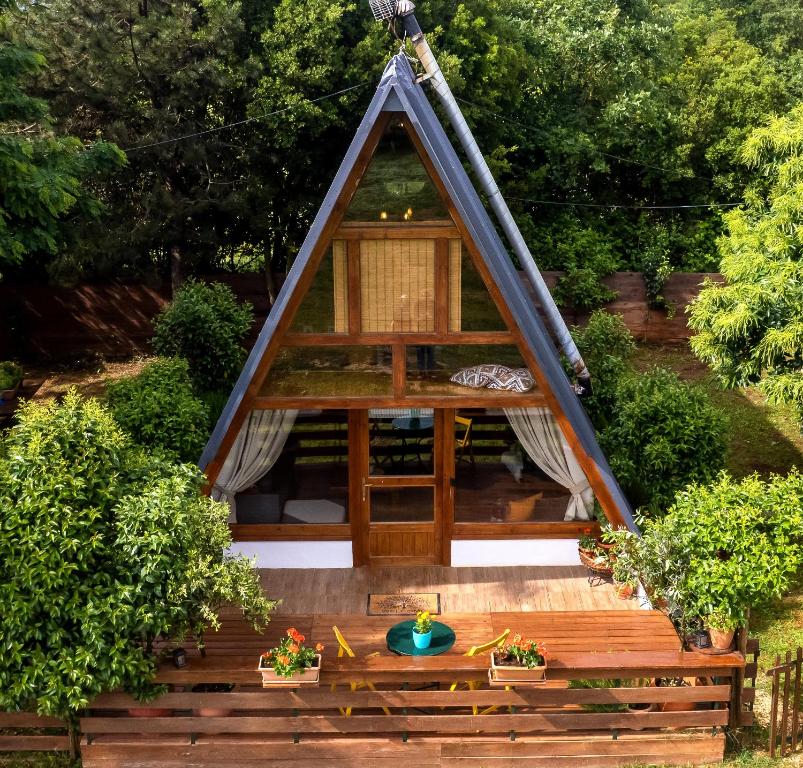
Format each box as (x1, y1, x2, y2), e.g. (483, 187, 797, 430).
(412, 629, 432, 649)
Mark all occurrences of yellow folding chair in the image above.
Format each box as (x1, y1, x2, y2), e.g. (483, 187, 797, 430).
(450, 628, 510, 715)
(455, 415, 475, 468)
(331, 625, 391, 716)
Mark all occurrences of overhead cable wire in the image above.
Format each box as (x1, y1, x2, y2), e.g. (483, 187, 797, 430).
(507, 195, 742, 211)
(121, 82, 369, 153)
(453, 95, 719, 183)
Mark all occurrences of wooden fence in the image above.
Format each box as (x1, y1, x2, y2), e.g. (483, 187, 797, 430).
(767, 647, 802, 758)
(79, 668, 735, 768)
(0, 711, 72, 756)
(0, 271, 722, 362)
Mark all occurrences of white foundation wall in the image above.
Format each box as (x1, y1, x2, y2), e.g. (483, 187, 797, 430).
(229, 539, 583, 567)
(450, 539, 581, 567)
(228, 541, 353, 568)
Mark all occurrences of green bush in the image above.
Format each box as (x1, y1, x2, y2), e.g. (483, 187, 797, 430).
(0, 360, 23, 390)
(152, 280, 253, 391)
(550, 225, 619, 311)
(601, 367, 728, 514)
(106, 357, 210, 462)
(571, 311, 635, 428)
(0, 391, 275, 720)
(611, 471, 803, 630)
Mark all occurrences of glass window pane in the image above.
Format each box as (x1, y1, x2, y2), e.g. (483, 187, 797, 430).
(370, 485, 434, 523)
(344, 116, 449, 223)
(360, 239, 435, 332)
(449, 242, 508, 332)
(406, 345, 534, 397)
(262, 347, 392, 397)
(234, 410, 349, 525)
(369, 410, 434, 476)
(290, 243, 348, 334)
(452, 409, 586, 524)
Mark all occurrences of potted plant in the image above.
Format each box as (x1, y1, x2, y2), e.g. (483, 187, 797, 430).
(578, 530, 613, 577)
(412, 610, 433, 650)
(490, 634, 547, 682)
(258, 627, 324, 687)
(655, 676, 695, 712)
(0, 361, 23, 402)
(705, 608, 738, 651)
(612, 559, 636, 600)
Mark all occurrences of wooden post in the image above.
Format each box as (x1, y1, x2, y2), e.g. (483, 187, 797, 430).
(791, 647, 802, 754)
(728, 615, 749, 738)
(780, 650, 792, 756)
(768, 654, 781, 758)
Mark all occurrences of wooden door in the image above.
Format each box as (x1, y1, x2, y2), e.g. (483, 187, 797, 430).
(353, 409, 445, 566)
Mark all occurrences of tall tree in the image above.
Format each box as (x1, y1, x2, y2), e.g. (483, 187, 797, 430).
(19, 0, 252, 288)
(0, 0, 123, 277)
(689, 104, 803, 421)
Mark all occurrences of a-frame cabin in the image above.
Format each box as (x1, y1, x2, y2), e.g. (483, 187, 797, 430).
(199, 54, 635, 568)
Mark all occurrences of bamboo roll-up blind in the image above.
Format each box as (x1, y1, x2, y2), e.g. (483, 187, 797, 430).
(332, 240, 348, 333)
(360, 239, 436, 332)
(448, 238, 462, 332)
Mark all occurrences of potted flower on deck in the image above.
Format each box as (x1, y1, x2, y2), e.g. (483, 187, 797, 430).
(258, 627, 324, 687)
(490, 634, 547, 682)
(412, 610, 433, 649)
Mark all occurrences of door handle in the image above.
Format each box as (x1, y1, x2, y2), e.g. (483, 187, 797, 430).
(361, 478, 374, 502)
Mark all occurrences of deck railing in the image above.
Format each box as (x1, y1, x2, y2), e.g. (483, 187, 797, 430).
(75, 652, 751, 767)
(0, 711, 72, 756)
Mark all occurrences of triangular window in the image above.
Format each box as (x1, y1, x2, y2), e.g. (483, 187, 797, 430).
(343, 115, 450, 224)
(449, 243, 508, 332)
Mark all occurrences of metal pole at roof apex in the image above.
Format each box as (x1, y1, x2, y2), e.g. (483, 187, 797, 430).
(366, 0, 593, 398)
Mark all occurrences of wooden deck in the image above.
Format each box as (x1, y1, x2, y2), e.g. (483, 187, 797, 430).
(259, 565, 641, 614)
(76, 568, 755, 768)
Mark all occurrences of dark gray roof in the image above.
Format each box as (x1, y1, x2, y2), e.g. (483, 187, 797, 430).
(200, 54, 635, 531)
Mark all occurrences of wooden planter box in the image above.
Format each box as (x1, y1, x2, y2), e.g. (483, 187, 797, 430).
(490, 653, 546, 683)
(257, 655, 321, 687)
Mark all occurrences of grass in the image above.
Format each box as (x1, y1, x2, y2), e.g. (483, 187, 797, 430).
(631, 345, 803, 478)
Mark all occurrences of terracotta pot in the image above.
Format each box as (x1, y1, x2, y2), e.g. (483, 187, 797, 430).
(127, 707, 173, 717)
(614, 582, 635, 600)
(707, 627, 735, 651)
(257, 654, 321, 687)
(490, 653, 546, 682)
(192, 683, 234, 717)
(193, 707, 232, 717)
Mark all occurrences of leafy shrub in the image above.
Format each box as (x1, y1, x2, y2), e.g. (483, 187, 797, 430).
(640, 225, 674, 313)
(105, 357, 210, 462)
(0, 360, 23, 390)
(601, 367, 728, 514)
(152, 280, 253, 391)
(550, 225, 619, 311)
(0, 391, 275, 720)
(610, 471, 803, 630)
(571, 311, 635, 427)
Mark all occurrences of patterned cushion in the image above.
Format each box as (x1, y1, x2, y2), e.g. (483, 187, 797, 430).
(450, 363, 510, 388)
(451, 365, 534, 393)
(487, 367, 535, 393)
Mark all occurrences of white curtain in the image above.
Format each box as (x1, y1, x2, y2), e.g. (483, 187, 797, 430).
(212, 409, 298, 518)
(504, 407, 593, 521)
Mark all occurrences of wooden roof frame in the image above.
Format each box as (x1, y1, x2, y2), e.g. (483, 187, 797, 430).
(199, 54, 636, 531)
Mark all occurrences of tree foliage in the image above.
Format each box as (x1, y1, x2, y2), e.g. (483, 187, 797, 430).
(9, 0, 802, 286)
(105, 357, 210, 463)
(0, 391, 275, 719)
(0, 0, 123, 275)
(152, 280, 253, 392)
(689, 104, 803, 421)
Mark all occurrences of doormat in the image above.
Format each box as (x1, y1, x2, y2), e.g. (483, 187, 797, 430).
(367, 593, 441, 616)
